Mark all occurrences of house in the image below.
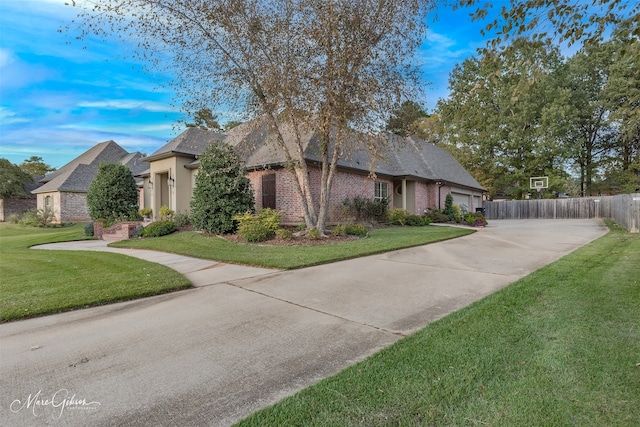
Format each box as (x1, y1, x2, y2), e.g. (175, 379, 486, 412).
(0, 176, 43, 221)
(140, 119, 485, 223)
(32, 140, 147, 223)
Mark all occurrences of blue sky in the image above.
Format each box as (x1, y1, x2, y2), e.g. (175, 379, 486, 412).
(1, 0, 494, 169)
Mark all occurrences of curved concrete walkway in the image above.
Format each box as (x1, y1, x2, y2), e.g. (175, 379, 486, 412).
(32, 240, 279, 286)
(1, 219, 607, 426)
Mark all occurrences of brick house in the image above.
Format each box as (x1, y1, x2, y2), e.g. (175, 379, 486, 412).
(32, 141, 147, 223)
(140, 120, 485, 223)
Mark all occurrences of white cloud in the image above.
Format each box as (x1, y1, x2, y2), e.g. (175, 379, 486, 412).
(77, 100, 175, 113)
(0, 49, 15, 68)
(0, 107, 29, 125)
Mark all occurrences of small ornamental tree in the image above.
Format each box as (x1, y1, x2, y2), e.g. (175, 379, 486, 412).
(190, 141, 254, 234)
(87, 163, 139, 223)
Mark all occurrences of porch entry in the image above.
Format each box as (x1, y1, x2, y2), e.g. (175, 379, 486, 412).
(154, 172, 170, 218)
(393, 179, 415, 213)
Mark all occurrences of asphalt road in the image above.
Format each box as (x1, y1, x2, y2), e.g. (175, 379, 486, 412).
(0, 219, 608, 426)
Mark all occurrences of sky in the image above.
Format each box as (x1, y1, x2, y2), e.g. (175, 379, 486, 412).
(1, 0, 496, 169)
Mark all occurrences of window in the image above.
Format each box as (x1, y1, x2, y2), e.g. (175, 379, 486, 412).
(44, 196, 52, 210)
(374, 182, 388, 201)
(262, 173, 276, 209)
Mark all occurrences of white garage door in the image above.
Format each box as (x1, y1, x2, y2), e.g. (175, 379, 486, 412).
(452, 192, 470, 210)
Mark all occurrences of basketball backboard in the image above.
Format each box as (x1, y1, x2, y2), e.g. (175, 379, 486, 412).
(529, 176, 549, 190)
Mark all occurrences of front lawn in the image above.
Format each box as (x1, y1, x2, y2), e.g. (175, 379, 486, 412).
(236, 221, 640, 426)
(110, 226, 474, 269)
(0, 223, 191, 322)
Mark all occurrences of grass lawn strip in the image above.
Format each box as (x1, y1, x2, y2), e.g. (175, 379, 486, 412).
(0, 223, 191, 322)
(235, 221, 640, 426)
(111, 226, 474, 269)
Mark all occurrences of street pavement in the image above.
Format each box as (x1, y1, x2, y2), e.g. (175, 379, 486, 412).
(1, 219, 608, 426)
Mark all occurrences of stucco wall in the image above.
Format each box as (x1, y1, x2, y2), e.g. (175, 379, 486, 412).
(36, 192, 61, 223)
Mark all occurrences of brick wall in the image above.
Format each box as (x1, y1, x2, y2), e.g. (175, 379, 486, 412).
(60, 192, 90, 223)
(94, 221, 142, 242)
(0, 198, 36, 221)
(248, 166, 394, 224)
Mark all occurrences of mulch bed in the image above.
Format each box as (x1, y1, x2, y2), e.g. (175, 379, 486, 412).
(221, 233, 360, 246)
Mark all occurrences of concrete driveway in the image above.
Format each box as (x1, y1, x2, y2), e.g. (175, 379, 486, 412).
(0, 219, 608, 426)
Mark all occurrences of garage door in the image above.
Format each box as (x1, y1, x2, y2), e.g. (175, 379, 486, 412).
(451, 192, 470, 210)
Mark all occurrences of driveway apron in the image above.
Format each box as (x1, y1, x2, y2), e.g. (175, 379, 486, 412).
(1, 219, 608, 426)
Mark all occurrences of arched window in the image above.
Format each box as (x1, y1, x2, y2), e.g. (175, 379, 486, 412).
(44, 196, 52, 210)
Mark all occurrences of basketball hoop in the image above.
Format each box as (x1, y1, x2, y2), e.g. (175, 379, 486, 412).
(530, 176, 549, 200)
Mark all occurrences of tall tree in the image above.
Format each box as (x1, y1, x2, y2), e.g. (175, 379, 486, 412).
(437, 39, 567, 198)
(19, 156, 56, 176)
(0, 158, 33, 199)
(562, 42, 619, 196)
(69, 0, 432, 232)
(385, 101, 428, 137)
(601, 23, 640, 192)
(460, 0, 638, 50)
(186, 108, 222, 131)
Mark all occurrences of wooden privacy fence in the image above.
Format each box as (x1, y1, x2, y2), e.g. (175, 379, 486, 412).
(482, 193, 640, 233)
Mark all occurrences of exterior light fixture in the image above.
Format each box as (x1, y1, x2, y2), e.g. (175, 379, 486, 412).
(168, 177, 175, 187)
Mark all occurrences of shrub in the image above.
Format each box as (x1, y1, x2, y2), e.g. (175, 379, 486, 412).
(132, 224, 145, 237)
(142, 220, 177, 237)
(17, 208, 55, 227)
(173, 212, 191, 228)
(307, 228, 321, 240)
(424, 208, 449, 223)
(87, 162, 139, 223)
(159, 205, 174, 221)
(345, 224, 368, 237)
(332, 224, 347, 236)
(275, 228, 293, 240)
(235, 209, 283, 242)
(387, 208, 410, 225)
(466, 212, 488, 227)
(18, 209, 40, 227)
(405, 214, 424, 226)
(139, 207, 153, 218)
(422, 216, 433, 225)
(443, 194, 462, 222)
(7, 214, 19, 224)
(237, 221, 272, 242)
(341, 196, 388, 222)
(190, 140, 254, 234)
(84, 221, 95, 236)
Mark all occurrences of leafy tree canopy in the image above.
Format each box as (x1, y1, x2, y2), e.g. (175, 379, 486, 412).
(86, 163, 139, 222)
(190, 140, 254, 234)
(385, 101, 429, 137)
(68, 0, 433, 232)
(19, 156, 56, 176)
(0, 158, 34, 199)
(186, 108, 221, 131)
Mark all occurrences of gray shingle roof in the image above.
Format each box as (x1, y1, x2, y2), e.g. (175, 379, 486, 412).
(145, 128, 225, 161)
(147, 118, 484, 192)
(33, 140, 145, 194)
(228, 120, 484, 190)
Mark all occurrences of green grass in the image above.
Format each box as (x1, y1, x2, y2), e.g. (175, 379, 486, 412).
(110, 226, 475, 269)
(0, 223, 191, 322)
(236, 221, 640, 426)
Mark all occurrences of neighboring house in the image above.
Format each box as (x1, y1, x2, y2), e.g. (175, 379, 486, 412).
(32, 140, 147, 223)
(0, 176, 43, 221)
(141, 120, 485, 223)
